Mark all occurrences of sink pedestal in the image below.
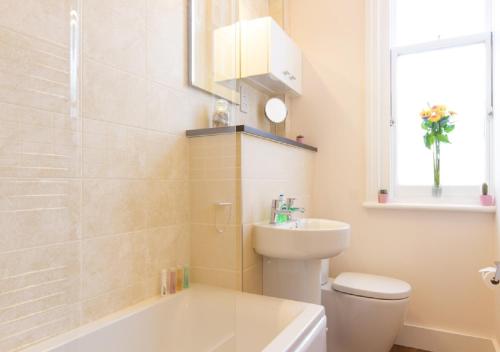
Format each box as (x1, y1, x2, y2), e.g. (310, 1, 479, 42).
(254, 218, 351, 304)
(263, 257, 322, 304)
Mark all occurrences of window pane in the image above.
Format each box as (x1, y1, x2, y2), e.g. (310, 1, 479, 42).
(394, 44, 488, 186)
(394, 0, 488, 46)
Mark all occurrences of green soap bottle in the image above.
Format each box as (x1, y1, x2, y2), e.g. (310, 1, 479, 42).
(183, 265, 190, 288)
(276, 193, 287, 223)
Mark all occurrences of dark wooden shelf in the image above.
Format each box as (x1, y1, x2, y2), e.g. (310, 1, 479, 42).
(186, 125, 318, 152)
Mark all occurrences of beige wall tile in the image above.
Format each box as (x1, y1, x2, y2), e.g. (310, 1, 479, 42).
(188, 134, 243, 289)
(147, 82, 188, 133)
(242, 179, 286, 224)
(0, 304, 80, 352)
(242, 224, 260, 270)
(0, 0, 72, 45)
(0, 242, 80, 331)
(83, 119, 150, 179)
(144, 133, 189, 180)
(81, 231, 147, 299)
(83, 0, 147, 77)
(241, 135, 291, 180)
(83, 59, 147, 128)
(242, 262, 263, 294)
(191, 179, 241, 225)
(191, 267, 241, 290)
(0, 31, 70, 115)
(191, 224, 241, 271)
(189, 133, 314, 294)
(0, 28, 80, 180)
(147, 181, 189, 227)
(147, 0, 187, 87)
(189, 134, 239, 158)
(239, 134, 315, 294)
(145, 225, 186, 276)
(82, 180, 148, 238)
(81, 283, 146, 324)
(0, 33, 68, 84)
(184, 89, 213, 130)
(0, 179, 80, 252)
(0, 304, 79, 345)
(1, 0, 294, 350)
(174, 225, 191, 267)
(189, 134, 240, 180)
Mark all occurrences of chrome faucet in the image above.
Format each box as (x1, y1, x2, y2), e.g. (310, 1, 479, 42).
(270, 197, 305, 224)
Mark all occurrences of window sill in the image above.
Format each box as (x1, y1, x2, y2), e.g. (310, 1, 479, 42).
(363, 201, 496, 213)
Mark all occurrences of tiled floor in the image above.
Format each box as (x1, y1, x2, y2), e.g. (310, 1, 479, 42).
(391, 345, 431, 352)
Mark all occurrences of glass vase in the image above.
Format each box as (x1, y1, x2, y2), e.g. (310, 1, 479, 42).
(432, 141, 441, 197)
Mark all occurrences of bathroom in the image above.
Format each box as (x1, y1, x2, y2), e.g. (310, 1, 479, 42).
(1, 0, 499, 351)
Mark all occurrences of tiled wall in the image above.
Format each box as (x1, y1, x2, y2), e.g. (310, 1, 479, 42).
(189, 134, 242, 290)
(240, 134, 315, 293)
(0, 1, 82, 350)
(0, 0, 272, 350)
(188, 133, 315, 293)
(80, 20, 196, 321)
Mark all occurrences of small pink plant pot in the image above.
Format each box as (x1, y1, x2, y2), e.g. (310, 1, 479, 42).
(378, 194, 389, 204)
(296, 136, 304, 143)
(480, 195, 495, 206)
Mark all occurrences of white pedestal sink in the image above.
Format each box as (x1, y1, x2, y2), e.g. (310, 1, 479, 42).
(254, 218, 351, 304)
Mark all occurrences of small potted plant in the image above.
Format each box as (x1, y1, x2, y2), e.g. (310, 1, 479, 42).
(378, 189, 389, 204)
(480, 183, 494, 206)
(296, 135, 305, 143)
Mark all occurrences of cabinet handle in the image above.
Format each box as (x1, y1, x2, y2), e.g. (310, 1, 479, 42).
(289, 75, 296, 81)
(283, 70, 290, 76)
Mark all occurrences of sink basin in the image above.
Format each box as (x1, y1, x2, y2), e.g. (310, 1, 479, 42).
(253, 218, 351, 260)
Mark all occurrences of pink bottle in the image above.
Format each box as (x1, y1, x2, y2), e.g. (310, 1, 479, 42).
(168, 268, 176, 294)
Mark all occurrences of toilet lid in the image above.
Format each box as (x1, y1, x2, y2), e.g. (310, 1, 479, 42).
(332, 272, 411, 300)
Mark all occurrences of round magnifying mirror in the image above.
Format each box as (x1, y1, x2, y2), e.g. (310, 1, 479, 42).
(264, 98, 288, 123)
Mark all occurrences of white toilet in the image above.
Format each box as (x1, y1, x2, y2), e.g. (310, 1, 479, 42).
(321, 271, 411, 352)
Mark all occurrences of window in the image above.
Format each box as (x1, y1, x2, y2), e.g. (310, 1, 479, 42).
(367, 0, 494, 204)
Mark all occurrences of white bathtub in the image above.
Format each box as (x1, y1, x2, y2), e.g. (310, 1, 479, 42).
(22, 284, 326, 352)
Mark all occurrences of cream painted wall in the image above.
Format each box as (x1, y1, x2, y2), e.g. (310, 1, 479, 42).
(288, 0, 497, 339)
(493, 0, 500, 346)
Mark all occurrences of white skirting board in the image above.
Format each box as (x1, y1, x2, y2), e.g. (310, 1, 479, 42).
(395, 324, 496, 352)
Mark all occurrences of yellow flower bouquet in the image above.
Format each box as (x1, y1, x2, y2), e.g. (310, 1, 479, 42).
(419, 104, 456, 196)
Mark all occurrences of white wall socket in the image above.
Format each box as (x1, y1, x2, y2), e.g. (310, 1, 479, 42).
(240, 85, 249, 113)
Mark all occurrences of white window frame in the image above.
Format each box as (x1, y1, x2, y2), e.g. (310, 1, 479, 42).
(366, 0, 495, 205)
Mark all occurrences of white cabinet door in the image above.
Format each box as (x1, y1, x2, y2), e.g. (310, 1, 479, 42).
(219, 17, 302, 96)
(268, 19, 302, 95)
(283, 34, 302, 94)
(269, 19, 291, 85)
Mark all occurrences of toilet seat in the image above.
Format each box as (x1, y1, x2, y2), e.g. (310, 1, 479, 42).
(332, 272, 411, 300)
